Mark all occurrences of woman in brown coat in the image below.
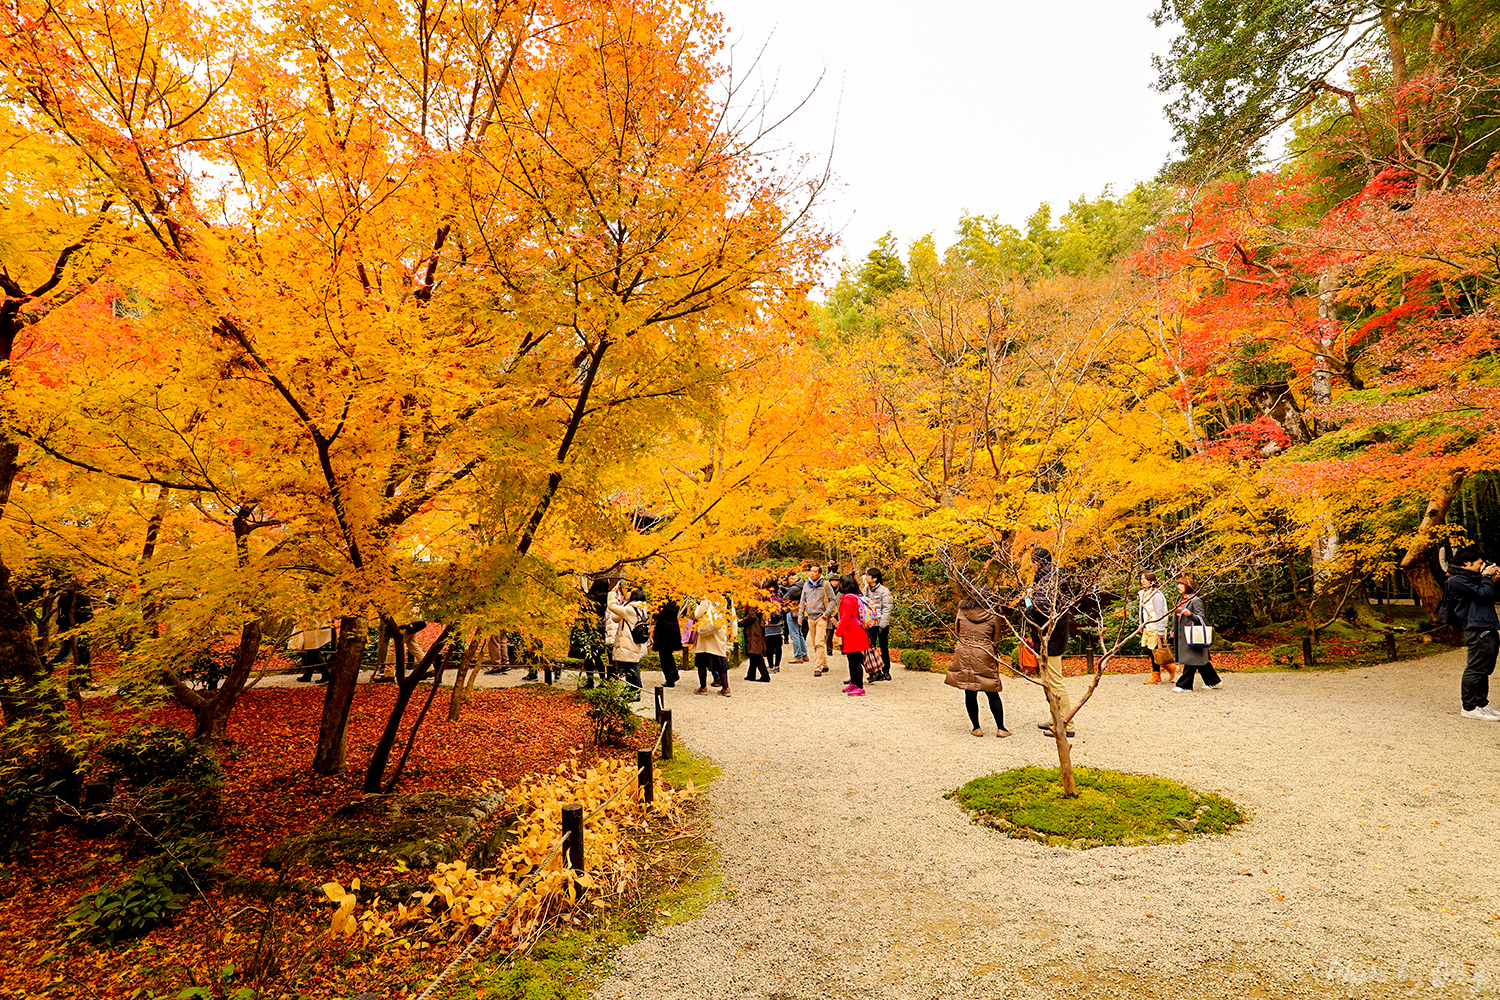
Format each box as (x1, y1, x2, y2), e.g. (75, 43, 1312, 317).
(945, 599, 1010, 737)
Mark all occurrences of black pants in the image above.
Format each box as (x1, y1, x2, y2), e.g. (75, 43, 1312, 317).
(965, 690, 1004, 730)
(846, 650, 865, 688)
(609, 659, 643, 698)
(695, 652, 728, 689)
(765, 635, 782, 670)
(1462, 629, 1500, 710)
(298, 647, 331, 682)
(745, 653, 769, 682)
(866, 625, 889, 677)
(1175, 659, 1221, 690)
(583, 647, 605, 686)
(659, 649, 681, 687)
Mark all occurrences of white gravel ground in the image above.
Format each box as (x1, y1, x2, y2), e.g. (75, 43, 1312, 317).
(585, 649, 1500, 1000)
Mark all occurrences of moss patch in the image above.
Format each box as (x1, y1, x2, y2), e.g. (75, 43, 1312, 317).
(262, 789, 509, 870)
(948, 767, 1245, 848)
(657, 744, 721, 790)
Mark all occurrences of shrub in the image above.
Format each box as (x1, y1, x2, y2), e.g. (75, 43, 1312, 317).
(0, 717, 85, 857)
(576, 680, 640, 747)
(66, 872, 188, 945)
(65, 834, 223, 945)
(101, 727, 221, 789)
(900, 650, 935, 672)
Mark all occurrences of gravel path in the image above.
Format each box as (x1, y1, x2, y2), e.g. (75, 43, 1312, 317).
(591, 650, 1500, 1000)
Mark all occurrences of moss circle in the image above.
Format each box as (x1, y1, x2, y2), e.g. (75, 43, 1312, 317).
(947, 766, 1246, 848)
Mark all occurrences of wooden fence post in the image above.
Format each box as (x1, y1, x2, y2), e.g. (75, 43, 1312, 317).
(562, 803, 584, 873)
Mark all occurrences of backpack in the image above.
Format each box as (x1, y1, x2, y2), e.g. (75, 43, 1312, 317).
(855, 595, 879, 628)
(629, 608, 650, 646)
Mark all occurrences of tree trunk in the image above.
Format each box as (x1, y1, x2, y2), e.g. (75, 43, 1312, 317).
(1311, 268, 1341, 436)
(1050, 691, 1076, 797)
(447, 636, 480, 723)
(363, 627, 451, 793)
(1401, 471, 1465, 620)
(197, 619, 262, 740)
(312, 617, 367, 775)
(0, 435, 63, 727)
(0, 555, 60, 727)
(385, 643, 455, 794)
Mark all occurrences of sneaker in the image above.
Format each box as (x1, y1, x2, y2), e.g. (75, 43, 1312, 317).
(1483, 705, 1500, 719)
(843, 683, 857, 692)
(1460, 706, 1500, 721)
(1205, 682, 1224, 690)
(1040, 725, 1075, 737)
(847, 687, 865, 696)
(694, 687, 709, 695)
(1169, 685, 1190, 693)
(719, 688, 731, 697)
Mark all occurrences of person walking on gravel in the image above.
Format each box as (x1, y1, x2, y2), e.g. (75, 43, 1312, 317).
(833, 574, 870, 696)
(946, 597, 1010, 737)
(782, 571, 808, 663)
(691, 595, 732, 697)
(1446, 544, 1500, 721)
(607, 587, 650, 701)
(863, 568, 893, 681)
(761, 579, 785, 673)
(1170, 576, 1221, 692)
(1138, 571, 1175, 685)
(799, 565, 835, 677)
(652, 596, 684, 688)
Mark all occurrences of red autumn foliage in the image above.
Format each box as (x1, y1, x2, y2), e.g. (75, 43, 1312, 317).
(0, 684, 656, 999)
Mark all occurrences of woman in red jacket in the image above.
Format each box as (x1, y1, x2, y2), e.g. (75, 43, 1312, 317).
(834, 574, 871, 696)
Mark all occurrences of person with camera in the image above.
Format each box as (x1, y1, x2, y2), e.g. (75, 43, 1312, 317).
(1446, 545, 1500, 721)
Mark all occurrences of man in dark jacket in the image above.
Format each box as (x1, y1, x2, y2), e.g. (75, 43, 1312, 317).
(1446, 544, 1500, 721)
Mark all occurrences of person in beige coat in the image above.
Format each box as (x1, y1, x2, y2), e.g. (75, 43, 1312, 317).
(944, 599, 1010, 737)
(691, 596, 732, 697)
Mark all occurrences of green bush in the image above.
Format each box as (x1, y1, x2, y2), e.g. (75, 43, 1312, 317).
(900, 650, 935, 672)
(65, 834, 223, 945)
(0, 718, 84, 857)
(101, 728, 221, 789)
(66, 872, 188, 945)
(576, 680, 640, 747)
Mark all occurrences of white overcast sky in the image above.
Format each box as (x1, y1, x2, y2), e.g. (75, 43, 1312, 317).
(707, 0, 1180, 279)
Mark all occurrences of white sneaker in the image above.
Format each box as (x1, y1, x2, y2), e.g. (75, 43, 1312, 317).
(1482, 705, 1500, 719)
(1206, 682, 1224, 690)
(1460, 707, 1500, 721)
(1169, 685, 1190, 693)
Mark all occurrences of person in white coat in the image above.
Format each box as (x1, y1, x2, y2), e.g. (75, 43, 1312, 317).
(607, 587, 650, 701)
(1138, 571, 1176, 685)
(862, 569, 893, 681)
(691, 595, 732, 697)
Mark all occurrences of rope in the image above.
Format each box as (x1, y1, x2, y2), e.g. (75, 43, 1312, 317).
(408, 716, 667, 1000)
(408, 836, 566, 1000)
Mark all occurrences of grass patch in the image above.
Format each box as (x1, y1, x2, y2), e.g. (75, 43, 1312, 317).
(657, 744, 721, 791)
(948, 766, 1245, 848)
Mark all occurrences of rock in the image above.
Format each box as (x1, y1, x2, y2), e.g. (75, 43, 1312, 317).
(1143, 836, 1158, 845)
